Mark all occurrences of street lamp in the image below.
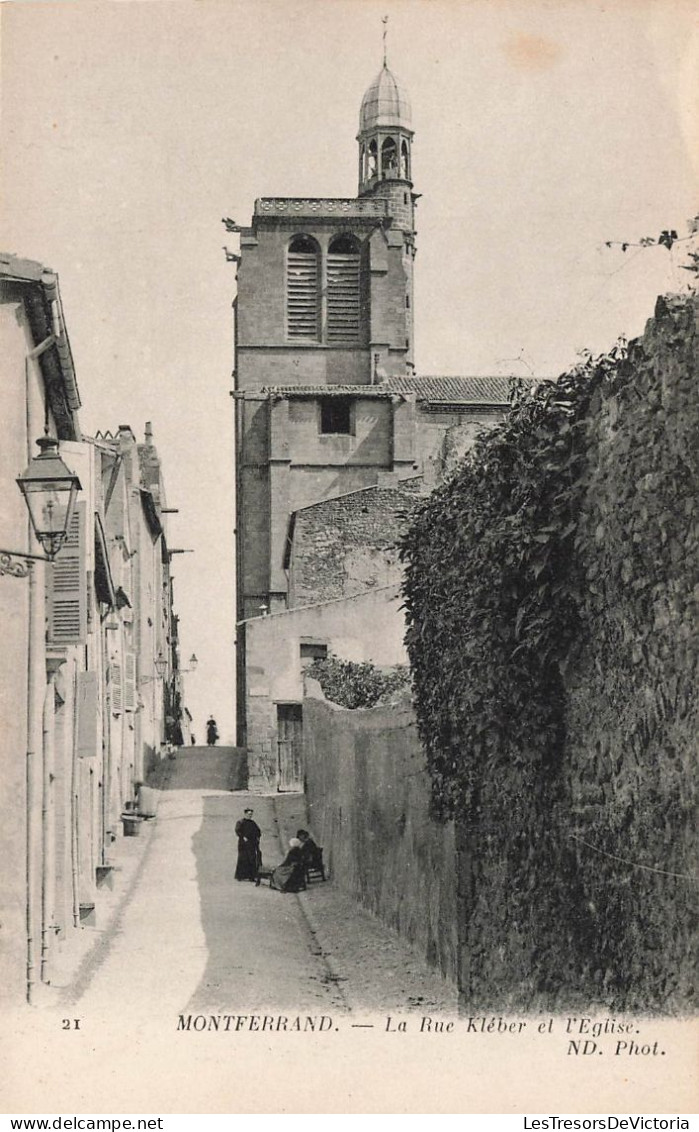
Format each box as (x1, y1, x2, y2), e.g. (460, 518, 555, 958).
(0, 435, 82, 577)
(182, 653, 198, 673)
(139, 651, 168, 685)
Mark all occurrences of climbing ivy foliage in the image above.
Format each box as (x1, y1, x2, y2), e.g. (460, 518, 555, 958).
(400, 295, 698, 1011)
(400, 343, 627, 820)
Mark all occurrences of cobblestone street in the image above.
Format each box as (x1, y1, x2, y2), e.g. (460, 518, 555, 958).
(5, 749, 689, 1115)
(52, 746, 456, 1019)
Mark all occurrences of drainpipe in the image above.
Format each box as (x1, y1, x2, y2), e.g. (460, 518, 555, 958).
(25, 332, 58, 436)
(101, 617, 110, 862)
(70, 659, 80, 928)
(24, 329, 57, 1003)
(41, 664, 59, 983)
(120, 622, 128, 811)
(25, 563, 44, 1003)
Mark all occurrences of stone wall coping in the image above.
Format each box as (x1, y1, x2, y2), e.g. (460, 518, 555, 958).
(239, 580, 402, 626)
(254, 197, 389, 218)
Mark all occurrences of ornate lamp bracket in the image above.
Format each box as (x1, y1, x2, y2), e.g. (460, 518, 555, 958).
(0, 549, 48, 578)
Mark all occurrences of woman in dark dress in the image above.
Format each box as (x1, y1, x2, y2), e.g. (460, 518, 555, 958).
(235, 807, 261, 881)
(296, 828, 322, 874)
(270, 838, 306, 892)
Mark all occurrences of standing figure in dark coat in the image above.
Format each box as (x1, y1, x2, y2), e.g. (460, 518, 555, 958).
(206, 716, 219, 746)
(235, 807, 261, 881)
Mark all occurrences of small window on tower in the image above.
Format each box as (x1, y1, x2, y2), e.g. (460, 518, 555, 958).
(319, 398, 352, 435)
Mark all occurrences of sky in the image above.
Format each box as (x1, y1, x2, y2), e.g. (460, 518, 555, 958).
(2, 0, 697, 742)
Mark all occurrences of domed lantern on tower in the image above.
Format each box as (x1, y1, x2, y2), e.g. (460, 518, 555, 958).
(357, 63, 413, 196)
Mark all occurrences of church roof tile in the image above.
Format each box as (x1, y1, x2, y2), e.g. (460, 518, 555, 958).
(262, 375, 515, 405)
(382, 375, 513, 404)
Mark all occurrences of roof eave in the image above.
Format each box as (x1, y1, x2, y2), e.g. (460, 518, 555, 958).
(1, 256, 82, 440)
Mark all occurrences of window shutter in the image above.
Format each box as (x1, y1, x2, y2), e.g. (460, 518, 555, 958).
(287, 251, 319, 339)
(327, 252, 360, 342)
(76, 670, 98, 759)
(110, 660, 122, 714)
(124, 652, 136, 712)
(46, 502, 87, 645)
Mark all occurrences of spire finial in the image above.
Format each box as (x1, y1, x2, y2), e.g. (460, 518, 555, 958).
(382, 14, 388, 67)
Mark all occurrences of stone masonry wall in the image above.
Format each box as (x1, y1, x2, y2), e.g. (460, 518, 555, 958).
(289, 483, 420, 607)
(303, 683, 458, 983)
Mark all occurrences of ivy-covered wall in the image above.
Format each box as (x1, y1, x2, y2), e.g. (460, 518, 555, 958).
(401, 294, 698, 1012)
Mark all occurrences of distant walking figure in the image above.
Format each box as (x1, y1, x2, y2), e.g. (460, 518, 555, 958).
(206, 716, 219, 746)
(235, 807, 262, 881)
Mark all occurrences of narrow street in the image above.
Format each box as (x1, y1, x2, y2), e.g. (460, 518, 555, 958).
(53, 747, 456, 1019)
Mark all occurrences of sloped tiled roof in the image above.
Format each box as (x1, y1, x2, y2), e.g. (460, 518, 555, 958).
(262, 376, 514, 404)
(383, 375, 513, 404)
(264, 385, 389, 398)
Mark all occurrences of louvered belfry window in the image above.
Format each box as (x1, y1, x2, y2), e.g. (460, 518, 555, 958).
(327, 235, 361, 343)
(46, 501, 87, 644)
(287, 235, 319, 340)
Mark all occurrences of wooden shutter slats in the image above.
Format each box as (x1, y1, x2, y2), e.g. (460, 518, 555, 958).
(46, 502, 87, 645)
(327, 253, 360, 342)
(287, 252, 319, 339)
(110, 660, 123, 713)
(124, 652, 136, 712)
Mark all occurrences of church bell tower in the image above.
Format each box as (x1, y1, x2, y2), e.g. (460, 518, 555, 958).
(356, 50, 416, 365)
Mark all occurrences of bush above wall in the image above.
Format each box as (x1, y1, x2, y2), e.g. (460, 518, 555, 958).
(305, 654, 411, 710)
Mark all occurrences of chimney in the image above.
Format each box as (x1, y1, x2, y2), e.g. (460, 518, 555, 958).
(145, 421, 154, 445)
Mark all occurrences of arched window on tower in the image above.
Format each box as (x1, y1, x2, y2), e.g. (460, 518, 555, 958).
(287, 235, 320, 340)
(382, 137, 398, 179)
(400, 140, 410, 180)
(368, 140, 378, 180)
(327, 234, 361, 344)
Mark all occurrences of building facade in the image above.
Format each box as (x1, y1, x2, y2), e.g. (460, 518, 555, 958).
(0, 255, 187, 1005)
(0, 255, 82, 1006)
(233, 65, 511, 785)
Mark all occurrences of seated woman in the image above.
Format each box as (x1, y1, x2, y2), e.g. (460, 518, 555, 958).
(297, 828, 323, 874)
(270, 838, 306, 893)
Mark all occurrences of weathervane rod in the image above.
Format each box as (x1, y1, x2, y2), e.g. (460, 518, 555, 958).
(382, 14, 388, 67)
